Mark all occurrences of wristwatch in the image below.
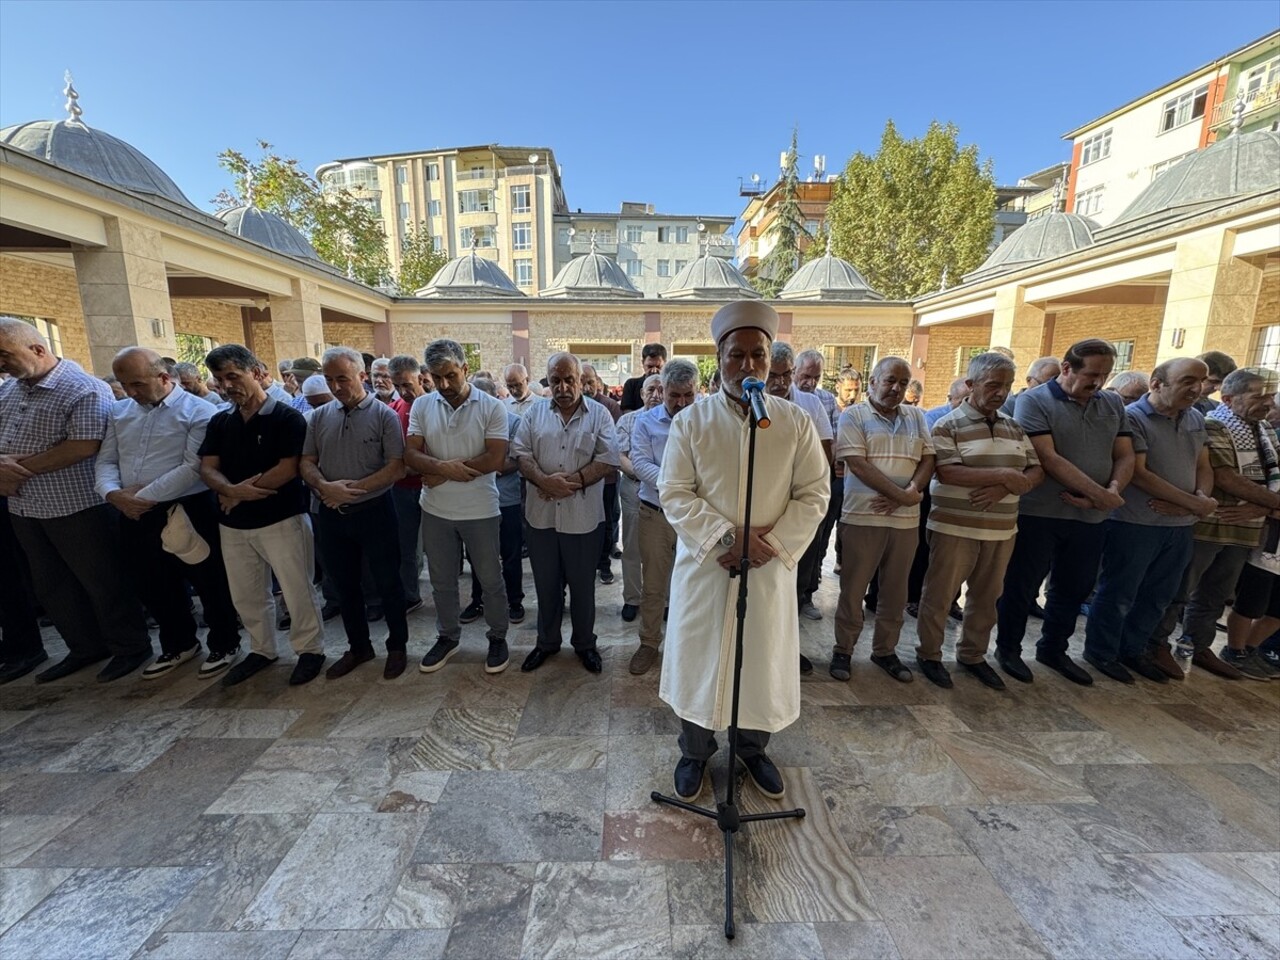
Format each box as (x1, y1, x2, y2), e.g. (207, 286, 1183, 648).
(719, 529, 736, 548)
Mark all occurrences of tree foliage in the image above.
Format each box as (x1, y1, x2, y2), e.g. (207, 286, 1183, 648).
(754, 128, 810, 298)
(213, 141, 393, 288)
(825, 120, 995, 300)
(397, 224, 451, 294)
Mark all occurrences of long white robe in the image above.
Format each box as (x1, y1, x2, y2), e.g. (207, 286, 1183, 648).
(657, 391, 829, 733)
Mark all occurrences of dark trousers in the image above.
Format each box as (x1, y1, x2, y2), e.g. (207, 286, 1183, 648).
(313, 494, 407, 653)
(807, 471, 843, 598)
(10, 504, 150, 661)
(679, 719, 769, 761)
(865, 489, 932, 608)
(528, 523, 603, 652)
(390, 485, 424, 605)
(797, 472, 837, 604)
(1151, 539, 1250, 653)
(117, 492, 241, 656)
(598, 481, 619, 571)
(471, 503, 525, 606)
(996, 514, 1107, 658)
(1084, 521, 1193, 663)
(0, 500, 43, 662)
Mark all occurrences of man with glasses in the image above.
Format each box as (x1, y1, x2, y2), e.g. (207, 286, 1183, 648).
(1001, 356, 1061, 417)
(503, 363, 537, 417)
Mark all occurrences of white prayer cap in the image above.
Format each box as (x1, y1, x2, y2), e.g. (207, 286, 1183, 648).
(710, 301, 779, 345)
(301, 374, 331, 397)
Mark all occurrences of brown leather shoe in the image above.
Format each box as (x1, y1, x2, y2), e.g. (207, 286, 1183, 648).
(1150, 645, 1184, 680)
(384, 649, 407, 680)
(1191, 647, 1243, 680)
(326, 648, 374, 680)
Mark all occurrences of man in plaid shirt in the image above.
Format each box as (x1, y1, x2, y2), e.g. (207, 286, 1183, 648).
(0, 318, 152, 683)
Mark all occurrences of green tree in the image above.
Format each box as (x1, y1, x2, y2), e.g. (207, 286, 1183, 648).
(397, 223, 451, 294)
(213, 141, 393, 287)
(754, 128, 809, 298)
(825, 120, 995, 300)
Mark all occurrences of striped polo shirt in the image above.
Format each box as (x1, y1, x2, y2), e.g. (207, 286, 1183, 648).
(927, 401, 1039, 541)
(836, 400, 934, 530)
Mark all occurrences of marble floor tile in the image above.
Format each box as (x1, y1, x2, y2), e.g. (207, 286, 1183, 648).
(516, 665, 612, 736)
(1228, 852, 1280, 898)
(0, 814, 80, 865)
(412, 770, 604, 863)
(602, 808, 721, 861)
(1022, 730, 1151, 765)
(1166, 915, 1280, 959)
(0, 771, 133, 816)
(237, 812, 427, 931)
(286, 929, 448, 959)
(1104, 853, 1280, 916)
(605, 735, 668, 811)
(857, 855, 1051, 960)
(327, 687, 447, 739)
(134, 930, 301, 959)
(439, 862, 535, 960)
(905, 703, 971, 732)
(206, 769, 341, 815)
(503, 735, 608, 770)
(41, 709, 211, 773)
(933, 731, 1094, 803)
(1072, 699, 1240, 764)
(0, 738, 78, 772)
(0, 712, 31, 734)
(521, 860, 671, 959)
(380, 862, 470, 929)
(0, 866, 206, 959)
(188, 709, 303, 739)
(410, 707, 521, 770)
(439, 669, 535, 710)
(0, 866, 72, 934)
(1164, 763, 1280, 850)
(813, 921, 902, 960)
(671, 922, 824, 960)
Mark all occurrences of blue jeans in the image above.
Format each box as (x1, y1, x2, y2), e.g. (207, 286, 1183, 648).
(997, 514, 1108, 658)
(1084, 521, 1193, 663)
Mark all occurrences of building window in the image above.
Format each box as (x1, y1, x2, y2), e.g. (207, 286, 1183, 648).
(1079, 128, 1112, 166)
(511, 185, 531, 213)
(624, 225, 643, 244)
(625, 259, 642, 277)
(431, 235, 444, 252)
(674, 260, 688, 272)
(954, 345, 989, 376)
(428, 199, 441, 217)
(1074, 184, 1105, 218)
(823, 345, 877, 381)
(395, 164, 408, 185)
(398, 202, 411, 221)
(1160, 84, 1210, 134)
(674, 226, 689, 243)
(514, 258, 533, 287)
(458, 189, 493, 213)
(1112, 339, 1135, 373)
(1151, 153, 1193, 180)
(469, 165, 487, 180)
(512, 222, 532, 251)
(426, 162, 440, 182)
(1244, 56, 1280, 102)
(1251, 325, 1280, 368)
(175, 331, 216, 370)
(657, 259, 671, 277)
(657, 227, 669, 243)
(460, 226, 494, 248)
(33, 317, 63, 358)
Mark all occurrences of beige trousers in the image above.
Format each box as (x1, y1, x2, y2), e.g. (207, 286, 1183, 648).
(637, 502, 677, 647)
(833, 523, 917, 657)
(915, 530, 1016, 664)
(619, 475, 642, 607)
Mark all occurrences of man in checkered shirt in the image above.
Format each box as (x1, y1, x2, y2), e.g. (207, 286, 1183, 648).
(0, 318, 152, 683)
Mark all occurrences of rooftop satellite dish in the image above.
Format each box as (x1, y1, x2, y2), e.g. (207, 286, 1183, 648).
(528, 153, 540, 164)
(751, 173, 760, 183)
(568, 227, 576, 237)
(697, 221, 707, 233)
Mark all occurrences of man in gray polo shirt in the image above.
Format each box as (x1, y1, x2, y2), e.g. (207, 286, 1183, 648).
(404, 339, 511, 675)
(996, 338, 1134, 685)
(300, 346, 408, 680)
(1084, 358, 1214, 684)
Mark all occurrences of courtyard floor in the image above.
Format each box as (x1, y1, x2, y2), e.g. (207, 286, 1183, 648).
(0, 559, 1277, 960)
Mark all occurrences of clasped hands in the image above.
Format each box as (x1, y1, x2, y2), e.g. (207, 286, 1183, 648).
(1059, 480, 1125, 512)
(869, 482, 924, 516)
(968, 468, 1037, 511)
(217, 474, 276, 514)
(536, 471, 582, 501)
(717, 525, 776, 571)
(105, 484, 158, 521)
(0, 454, 32, 497)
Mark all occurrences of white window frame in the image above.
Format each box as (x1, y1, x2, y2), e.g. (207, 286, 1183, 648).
(624, 225, 643, 244)
(1244, 56, 1280, 101)
(674, 226, 690, 243)
(1112, 339, 1135, 373)
(657, 226, 669, 243)
(460, 226, 494, 248)
(428, 199, 441, 217)
(674, 260, 688, 272)
(431, 235, 444, 252)
(1079, 128, 1112, 166)
(657, 259, 670, 277)
(510, 185, 531, 214)
(1151, 152, 1193, 180)
(398, 201, 411, 221)
(458, 189, 493, 214)
(1159, 84, 1209, 134)
(514, 258, 534, 287)
(512, 222, 532, 251)
(395, 164, 408, 184)
(426, 162, 440, 182)
(34, 317, 63, 357)
(1074, 184, 1105, 218)
(625, 258, 642, 277)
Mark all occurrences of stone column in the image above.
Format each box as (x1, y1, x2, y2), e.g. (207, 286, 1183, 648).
(72, 217, 176, 374)
(269, 278, 325, 369)
(1156, 229, 1264, 366)
(990, 283, 1046, 383)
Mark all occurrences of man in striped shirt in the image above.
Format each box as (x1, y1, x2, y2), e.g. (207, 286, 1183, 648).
(915, 353, 1042, 690)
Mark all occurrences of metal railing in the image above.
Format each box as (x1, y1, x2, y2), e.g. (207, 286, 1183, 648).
(1211, 79, 1280, 126)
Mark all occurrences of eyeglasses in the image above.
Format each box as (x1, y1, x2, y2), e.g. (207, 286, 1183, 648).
(766, 369, 794, 383)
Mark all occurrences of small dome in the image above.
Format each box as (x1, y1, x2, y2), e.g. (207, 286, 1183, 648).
(216, 206, 319, 261)
(659, 254, 761, 300)
(1, 118, 196, 209)
(415, 251, 525, 298)
(1102, 128, 1280, 235)
(543, 251, 641, 298)
(963, 212, 1098, 282)
(779, 250, 884, 301)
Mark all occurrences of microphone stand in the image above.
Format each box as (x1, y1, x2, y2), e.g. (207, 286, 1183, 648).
(650, 390, 806, 940)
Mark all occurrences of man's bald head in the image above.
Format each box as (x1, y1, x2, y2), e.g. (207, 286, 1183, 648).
(112, 347, 167, 378)
(0, 317, 56, 380)
(112, 346, 173, 405)
(1026, 356, 1061, 387)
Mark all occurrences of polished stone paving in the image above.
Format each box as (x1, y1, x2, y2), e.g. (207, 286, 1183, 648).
(1, 558, 1278, 960)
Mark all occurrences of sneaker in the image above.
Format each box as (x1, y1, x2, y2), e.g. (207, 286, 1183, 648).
(485, 638, 510, 674)
(829, 652, 852, 682)
(620, 604, 638, 622)
(141, 644, 201, 680)
(1247, 647, 1280, 678)
(599, 568, 615, 585)
(739, 753, 785, 799)
(870, 653, 913, 683)
(905, 602, 919, 618)
(200, 647, 239, 678)
(460, 602, 484, 624)
(222, 652, 278, 687)
(290, 652, 326, 685)
(420, 636, 460, 673)
(629, 644, 659, 675)
(799, 602, 823, 621)
(799, 654, 814, 675)
(1259, 646, 1280, 671)
(1221, 647, 1274, 681)
(406, 599, 424, 615)
(508, 604, 526, 624)
(610, 546, 622, 560)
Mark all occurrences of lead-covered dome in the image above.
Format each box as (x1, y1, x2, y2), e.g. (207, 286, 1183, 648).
(543, 249, 641, 298)
(216, 205, 319, 261)
(963, 212, 1098, 283)
(415, 251, 525, 298)
(659, 254, 761, 300)
(780, 248, 884, 301)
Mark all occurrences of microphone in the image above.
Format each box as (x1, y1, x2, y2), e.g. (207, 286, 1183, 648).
(740, 377, 770, 429)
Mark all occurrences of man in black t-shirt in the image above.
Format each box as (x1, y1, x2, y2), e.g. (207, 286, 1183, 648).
(620, 343, 667, 412)
(198, 344, 326, 687)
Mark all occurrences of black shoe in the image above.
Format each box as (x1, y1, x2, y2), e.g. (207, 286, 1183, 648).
(406, 599, 424, 615)
(948, 602, 964, 622)
(321, 602, 342, 622)
(486, 638, 510, 674)
(578, 648, 603, 673)
(829, 652, 852, 682)
(1036, 651, 1094, 685)
(521, 647, 556, 672)
(1028, 601, 1046, 620)
(324, 648, 372, 680)
(674, 757, 706, 801)
(611, 547, 623, 560)
(663, 606, 668, 622)
(598, 568, 615, 585)
(870, 653, 913, 683)
(739, 753, 785, 799)
(864, 595, 877, 614)
(996, 652, 1034, 683)
(621, 604, 638, 622)
(905, 602, 919, 618)
(0, 652, 48, 684)
(366, 604, 384, 623)
(799, 654, 813, 675)
(1083, 652, 1134, 684)
(916, 657, 953, 688)
(222, 652, 278, 687)
(460, 602, 483, 624)
(35, 654, 107, 684)
(276, 613, 291, 631)
(960, 660, 1006, 690)
(290, 652, 326, 685)
(420, 636, 460, 673)
(508, 604, 526, 624)
(1120, 654, 1169, 684)
(97, 651, 151, 683)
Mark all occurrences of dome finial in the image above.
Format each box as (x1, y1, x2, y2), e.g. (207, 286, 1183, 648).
(244, 169, 256, 207)
(589, 229, 598, 253)
(1051, 175, 1067, 213)
(940, 266, 949, 290)
(470, 232, 480, 253)
(825, 231, 833, 257)
(1230, 89, 1247, 136)
(62, 71, 84, 126)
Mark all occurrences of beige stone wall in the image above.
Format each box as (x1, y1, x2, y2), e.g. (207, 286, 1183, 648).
(789, 324, 912, 361)
(171, 300, 243, 349)
(658, 312, 718, 351)
(390, 322, 513, 373)
(1049, 305, 1165, 376)
(250, 320, 278, 371)
(1254, 269, 1279, 329)
(322, 321, 377, 356)
(924, 322, 992, 406)
(528, 311, 646, 374)
(0, 254, 92, 369)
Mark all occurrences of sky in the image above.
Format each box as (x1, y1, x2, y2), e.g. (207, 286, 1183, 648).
(1, 0, 1278, 223)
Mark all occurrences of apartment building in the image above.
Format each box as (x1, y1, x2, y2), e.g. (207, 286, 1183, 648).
(316, 144, 568, 293)
(1064, 30, 1280, 226)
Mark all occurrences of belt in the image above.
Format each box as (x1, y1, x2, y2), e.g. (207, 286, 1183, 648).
(640, 498, 663, 514)
(322, 492, 388, 516)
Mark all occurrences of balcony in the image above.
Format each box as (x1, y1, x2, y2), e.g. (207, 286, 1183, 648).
(457, 210, 498, 229)
(705, 236, 735, 259)
(570, 233, 619, 256)
(1211, 80, 1280, 127)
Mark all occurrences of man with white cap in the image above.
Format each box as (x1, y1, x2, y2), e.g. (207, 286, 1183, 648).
(658, 301, 828, 802)
(300, 374, 334, 417)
